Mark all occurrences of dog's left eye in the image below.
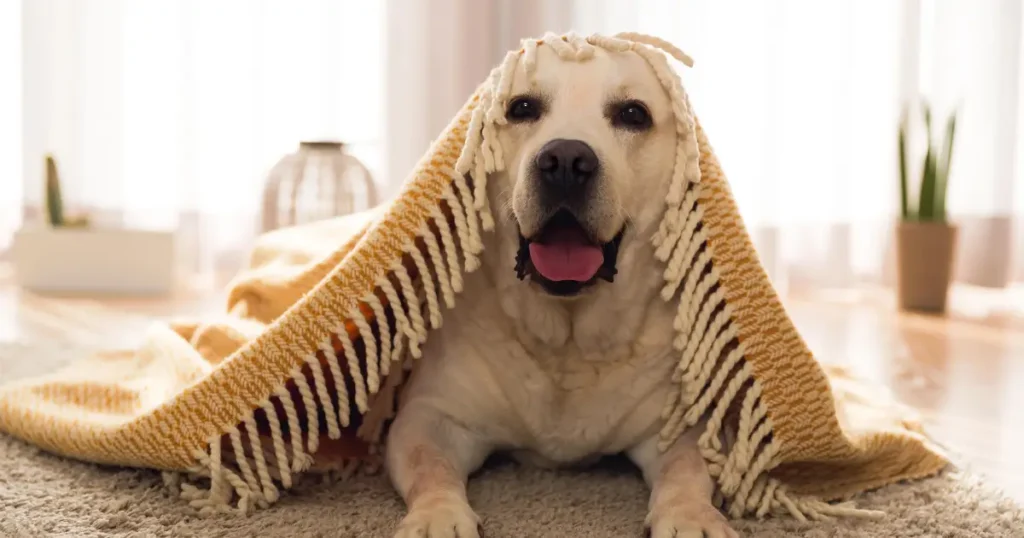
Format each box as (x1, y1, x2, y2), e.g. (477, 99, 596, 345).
(613, 101, 652, 130)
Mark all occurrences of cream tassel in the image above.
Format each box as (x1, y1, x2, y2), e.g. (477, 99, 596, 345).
(261, 400, 293, 489)
(323, 338, 351, 429)
(407, 235, 442, 330)
(431, 200, 463, 295)
(393, 263, 427, 348)
(339, 323, 369, 414)
(441, 182, 477, 274)
(377, 274, 418, 357)
(274, 385, 312, 472)
(366, 291, 393, 377)
(307, 348, 341, 440)
(229, 425, 266, 508)
(350, 305, 381, 394)
(244, 413, 279, 503)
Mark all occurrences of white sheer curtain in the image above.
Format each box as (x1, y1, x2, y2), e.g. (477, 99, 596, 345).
(383, 0, 1024, 293)
(2, 0, 384, 286)
(4, 0, 1023, 293)
(568, 0, 1024, 292)
(0, 1, 22, 255)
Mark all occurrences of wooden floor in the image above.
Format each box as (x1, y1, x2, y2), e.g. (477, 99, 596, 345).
(1, 262, 1022, 504)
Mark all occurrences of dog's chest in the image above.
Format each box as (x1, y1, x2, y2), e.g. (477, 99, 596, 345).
(403, 255, 683, 465)
(412, 287, 679, 465)
(502, 342, 674, 464)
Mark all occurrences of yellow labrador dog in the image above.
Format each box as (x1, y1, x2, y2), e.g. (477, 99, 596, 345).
(386, 42, 738, 538)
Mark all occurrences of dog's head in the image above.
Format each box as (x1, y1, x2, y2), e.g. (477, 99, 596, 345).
(490, 41, 680, 298)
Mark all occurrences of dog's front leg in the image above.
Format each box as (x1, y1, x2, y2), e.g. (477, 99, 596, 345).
(386, 403, 491, 538)
(628, 424, 739, 538)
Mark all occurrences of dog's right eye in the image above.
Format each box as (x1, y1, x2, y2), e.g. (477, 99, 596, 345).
(506, 96, 543, 122)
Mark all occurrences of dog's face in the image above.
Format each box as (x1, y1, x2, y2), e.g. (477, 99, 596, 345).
(493, 44, 678, 298)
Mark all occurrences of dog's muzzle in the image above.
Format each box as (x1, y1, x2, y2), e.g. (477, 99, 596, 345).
(514, 138, 625, 297)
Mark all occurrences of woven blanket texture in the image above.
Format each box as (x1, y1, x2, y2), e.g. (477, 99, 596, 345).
(0, 32, 949, 522)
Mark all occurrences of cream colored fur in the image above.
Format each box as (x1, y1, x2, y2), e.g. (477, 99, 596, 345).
(385, 44, 738, 538)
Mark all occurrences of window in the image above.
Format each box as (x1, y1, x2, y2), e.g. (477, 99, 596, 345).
(3, 0, 384, 261)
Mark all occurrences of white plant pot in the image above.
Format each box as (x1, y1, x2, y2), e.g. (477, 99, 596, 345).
(11, 226, 176, 296)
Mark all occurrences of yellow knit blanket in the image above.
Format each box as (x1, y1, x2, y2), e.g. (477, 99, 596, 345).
(0, 32, 948, 521)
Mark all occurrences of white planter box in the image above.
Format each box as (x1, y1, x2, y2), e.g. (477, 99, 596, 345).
(11, 226, 176, 296)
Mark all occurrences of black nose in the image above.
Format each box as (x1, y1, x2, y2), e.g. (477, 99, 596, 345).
(535, 139, 599, 193)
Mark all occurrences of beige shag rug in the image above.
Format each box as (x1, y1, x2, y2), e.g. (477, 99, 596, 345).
(2, 342, 1022, 538)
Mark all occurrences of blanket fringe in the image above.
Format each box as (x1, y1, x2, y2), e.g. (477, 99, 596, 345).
(655, 180, 883, 522)
(165, 161, 484, 515)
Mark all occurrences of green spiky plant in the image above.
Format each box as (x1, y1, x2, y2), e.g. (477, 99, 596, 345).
(44, 154, 90, 228)
(899, 101, 957, 222)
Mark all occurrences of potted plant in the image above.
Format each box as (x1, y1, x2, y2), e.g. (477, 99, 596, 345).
(895, 102, 958, 313)
(11, 154, 177, 295)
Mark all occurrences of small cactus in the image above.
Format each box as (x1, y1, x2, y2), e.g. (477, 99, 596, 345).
(44, 154, 65, 227)
(43, 154, 90, 228)
(898, 101, 957, 222)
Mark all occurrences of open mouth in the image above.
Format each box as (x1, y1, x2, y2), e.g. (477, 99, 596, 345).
(515, 209, 625, 296)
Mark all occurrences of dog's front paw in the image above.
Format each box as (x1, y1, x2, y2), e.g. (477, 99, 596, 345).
(394, 493, 481, 538)
(645, 502, 739, 538)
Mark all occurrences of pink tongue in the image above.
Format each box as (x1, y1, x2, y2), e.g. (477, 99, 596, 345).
(528, 228, 604, 282)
